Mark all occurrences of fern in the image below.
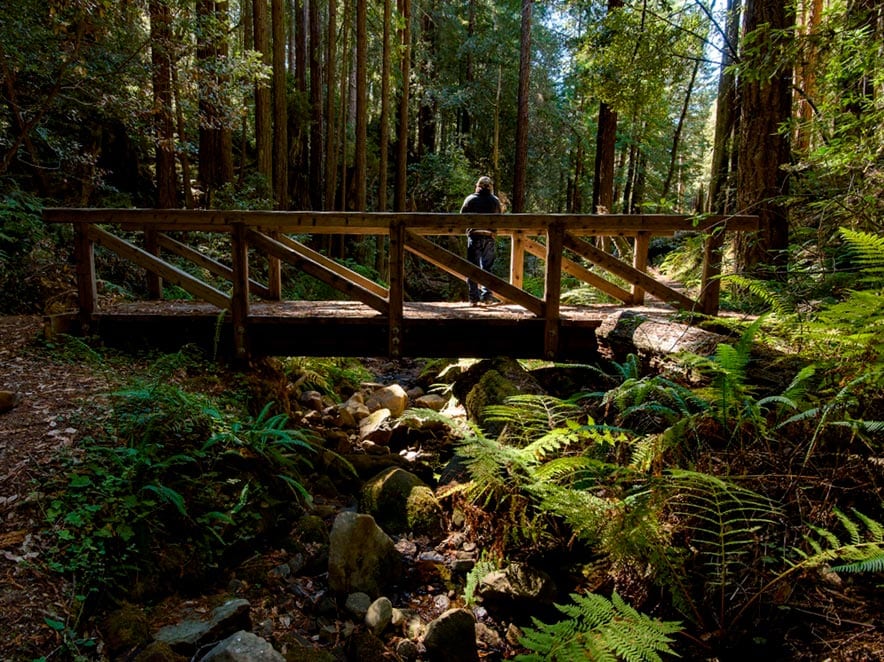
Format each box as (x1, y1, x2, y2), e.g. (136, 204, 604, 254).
(661, 470, 781, 628)
(516, 591, 682, 662)
(799, 507, 884, 571)
(463, 557, 498, 606)
(483, 394, 585, 446)
(840, 227, 884, 283)
(733, 506, 884, 626)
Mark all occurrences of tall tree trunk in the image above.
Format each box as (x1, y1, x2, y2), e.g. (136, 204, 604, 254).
(272, 0, 289, 209)
(492, 64, 502, 195)
(735, 0, 792, 277)
(378, 0, 391, 211)
(338, 0, 352, 212)
(216, 1, 234, 183)
(355, 0, 367, 210)
(170, 63, 194, 208)
(254, 0, 272, 186)
(308, 0, 323, 209)
(394, 0, 411, 211)
(512, 0, 532, 212)
(149, 0, 178, 208)
(417, 12, 437, 161)
(593, 102, 617, 214)
(708, 0, 741, 215)
(592, 0, 623, 217)
(292, 0, 308, 207)
(324, 0, 338, 209)
(660, 58, 700, 208)
(793, 0, 822, 153)
(197, 0, 227, 197)
(377, 0, 392, 275)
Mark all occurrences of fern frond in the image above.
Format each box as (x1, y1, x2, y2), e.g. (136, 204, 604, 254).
(799, 507, 884, 572)
(516, 591, 682, 662)
(483, 394, 584, 445)
(840, 227, 884, 282)
(662, 470, 780, 624)
(831, 553, 884, 574)
(721, 274, 794, 315)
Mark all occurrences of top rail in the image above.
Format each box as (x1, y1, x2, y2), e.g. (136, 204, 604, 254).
(43, 208, 759, 235)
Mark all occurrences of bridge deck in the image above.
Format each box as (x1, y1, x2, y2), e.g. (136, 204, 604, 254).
(52, 299, 665, 361)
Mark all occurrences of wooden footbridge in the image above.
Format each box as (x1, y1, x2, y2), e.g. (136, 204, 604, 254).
(42, 209, 758, 362)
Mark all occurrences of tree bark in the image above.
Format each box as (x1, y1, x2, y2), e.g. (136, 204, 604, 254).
(512, 0, 532, 213)
(735, 0, 792, 277)
(272, 0, 289, 209)
(661, 58, 700, 208)
(254, 0, 272, 186)
(394, 0, 411, 211)
(324, 0, 338, 210)
(308, 0, 323, 209)
(149, 0, 178, 208)
(355, 0, 367, 211)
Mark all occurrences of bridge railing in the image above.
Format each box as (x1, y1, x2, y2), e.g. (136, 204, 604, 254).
(42, 209, 759, 359)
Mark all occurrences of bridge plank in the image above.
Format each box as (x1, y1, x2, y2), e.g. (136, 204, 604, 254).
(86, 225, 231, 310)
(246, 229, 389, 314)
(403, 231, 545, 316)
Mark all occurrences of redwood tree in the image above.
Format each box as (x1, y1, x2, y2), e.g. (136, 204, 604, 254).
(735, 0, 793, 276)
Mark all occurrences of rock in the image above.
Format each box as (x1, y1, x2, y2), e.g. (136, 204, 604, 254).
(0, 391, 23, 414)
(359, 408, 393, 443)
(300, 390, 325, 412)
(346, 629, 387, 661)
(365, 596, 393, 635)
(452, 358, 545, 435)
(327, 511, 401, 598)
(413, 393, 446, 411)
(478, 562, 557, 606)
(365, 384, 409, 417)
(395, 637, 420, 661)
(200, 630, 284, 661)
(345, 592, 372, 619)
(103, 602, 150, 656)
(132, 640, 187, 661)
(361, 466, 443, 536)
(422, 608, 479, 662)
(154, 598, 251, 655)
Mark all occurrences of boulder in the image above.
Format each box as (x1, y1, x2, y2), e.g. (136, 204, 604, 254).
(327, 511, 401, 598)
(422, 608, 479, 662)
(365, 384, 409, 417)
(361, 467, 443, 536)
(200, 630, 283, 661)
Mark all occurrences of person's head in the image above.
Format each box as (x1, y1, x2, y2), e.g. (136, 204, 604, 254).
(476, 176, 493, 193)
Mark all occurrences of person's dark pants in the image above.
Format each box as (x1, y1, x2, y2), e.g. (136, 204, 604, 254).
(467, 233, 496, 302)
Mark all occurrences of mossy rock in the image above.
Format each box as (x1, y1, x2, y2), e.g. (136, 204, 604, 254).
(103, 603, 151, 655)
(361, 467, 443, 536)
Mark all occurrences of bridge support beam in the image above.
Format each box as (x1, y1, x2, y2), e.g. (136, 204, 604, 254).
(231, 223, 250, 363)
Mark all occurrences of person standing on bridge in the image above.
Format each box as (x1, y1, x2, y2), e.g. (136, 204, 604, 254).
(461, 175, 502, 306)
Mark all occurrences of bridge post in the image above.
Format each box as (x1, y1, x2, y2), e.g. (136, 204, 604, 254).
(544, 221, 564, 359)
(631, 231, 650, 305)
(700, 227, 724, 315)
(387, 219, 405, 357)
(144, 228, 163, 300)
(75, 226, 97, 334)
(230, 223, 251, 363)
(267, 231, 282, 300)
(510, 230, 525, 290)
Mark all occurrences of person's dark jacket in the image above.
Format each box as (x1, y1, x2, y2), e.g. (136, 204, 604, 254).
(461, 189, 501, 214)
(461, 189, 501, 236)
